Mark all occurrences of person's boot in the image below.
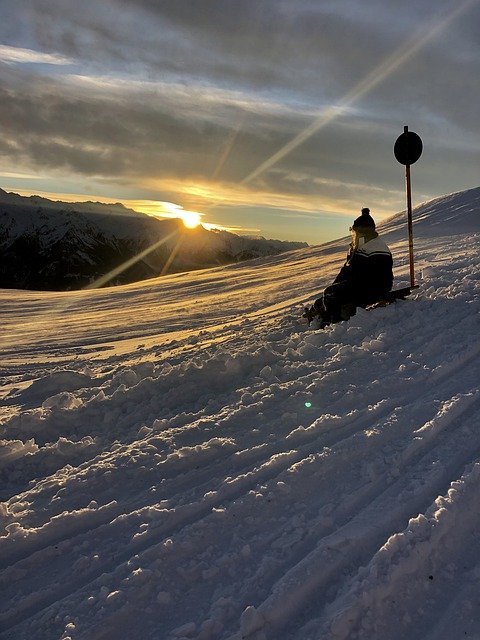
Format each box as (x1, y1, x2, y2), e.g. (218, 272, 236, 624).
(302, 305, 319, 323)
(303, 302, 332, 328)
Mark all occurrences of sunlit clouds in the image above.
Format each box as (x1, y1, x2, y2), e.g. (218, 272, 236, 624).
(142, 176, 406, 220)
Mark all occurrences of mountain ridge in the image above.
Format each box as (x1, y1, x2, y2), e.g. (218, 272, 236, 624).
(0, 189, 307, 290)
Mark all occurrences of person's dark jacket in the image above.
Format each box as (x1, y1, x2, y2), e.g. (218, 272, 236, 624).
(333, 234, 393, 303)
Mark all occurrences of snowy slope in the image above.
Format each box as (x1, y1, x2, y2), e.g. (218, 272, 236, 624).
(0, 188, 479, 640)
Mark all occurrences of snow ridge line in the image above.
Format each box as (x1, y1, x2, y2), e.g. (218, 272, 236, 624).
(320, 459, 480, 640)
(9, 303, 477, 492)
(228, 392, 480, 636)
(2, 389, 479, 638)
(0, 448, 302, 633)
(225, 391, 480, 639)
(1, 341, 478, 578)
(1, 291, 475, 460)
(0, 351, 468, 575)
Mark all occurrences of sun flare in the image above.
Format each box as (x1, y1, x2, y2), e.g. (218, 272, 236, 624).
(130, 200, 204, 228)
(180, 209, 202, 229)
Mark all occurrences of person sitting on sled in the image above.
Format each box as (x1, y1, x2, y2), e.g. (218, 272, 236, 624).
(305, 207, 393, 327)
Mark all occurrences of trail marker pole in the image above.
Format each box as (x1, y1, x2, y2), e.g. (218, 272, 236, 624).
(405, 161, 415, 287)
(394, 126, 423, 288)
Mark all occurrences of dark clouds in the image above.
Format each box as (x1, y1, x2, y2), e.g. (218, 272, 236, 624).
(3, 0, 442, 97)
(3, 1, 480, 105)
(0, 65, 318, 198)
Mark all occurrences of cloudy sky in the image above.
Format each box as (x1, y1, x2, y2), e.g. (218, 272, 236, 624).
(1, 0, 479, 243)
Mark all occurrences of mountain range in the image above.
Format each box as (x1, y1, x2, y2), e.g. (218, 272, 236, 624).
(0, 189, 307, 290)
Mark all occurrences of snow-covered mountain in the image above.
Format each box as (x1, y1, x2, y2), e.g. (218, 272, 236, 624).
(0, 189, 306, 290)
(0, 187, 479, 640)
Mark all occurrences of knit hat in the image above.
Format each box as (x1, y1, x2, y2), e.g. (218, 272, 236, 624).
(352, 207, 376, 231)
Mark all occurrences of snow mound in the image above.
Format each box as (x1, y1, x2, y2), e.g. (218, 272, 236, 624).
(19, 370, 93, 405)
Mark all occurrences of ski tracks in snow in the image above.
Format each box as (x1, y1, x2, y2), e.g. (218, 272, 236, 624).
(0, 233, 479, 639)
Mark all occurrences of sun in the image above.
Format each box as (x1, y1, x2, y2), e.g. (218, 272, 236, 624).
(180, 210, 202, 229)
(128, 200, 204, 229)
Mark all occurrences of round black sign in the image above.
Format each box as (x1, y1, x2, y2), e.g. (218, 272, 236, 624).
(394, 131, 423, 165)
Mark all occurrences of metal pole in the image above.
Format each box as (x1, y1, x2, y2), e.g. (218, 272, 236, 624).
(404, 126, 415, 287)
(405, 163, 415, 287)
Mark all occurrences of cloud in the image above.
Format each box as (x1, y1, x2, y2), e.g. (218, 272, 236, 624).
(141, 174, 402, 222)
(0, 44, 72, 65)
(0, 68, 314, 181)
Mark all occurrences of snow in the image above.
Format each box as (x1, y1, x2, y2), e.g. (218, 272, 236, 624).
(0, 187, 479, 640)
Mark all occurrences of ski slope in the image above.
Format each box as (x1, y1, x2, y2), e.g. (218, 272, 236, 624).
(1, 188, 479, 640)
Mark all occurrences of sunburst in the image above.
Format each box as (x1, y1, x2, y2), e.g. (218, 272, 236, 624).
(180, 210, 202, 229)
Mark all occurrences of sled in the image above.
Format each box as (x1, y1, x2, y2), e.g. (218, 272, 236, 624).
(365, 285, 419, 310)
(303, 286, 418, 325)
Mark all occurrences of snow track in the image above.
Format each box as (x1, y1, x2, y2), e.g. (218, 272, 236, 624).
(0, 196, 479, 640)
